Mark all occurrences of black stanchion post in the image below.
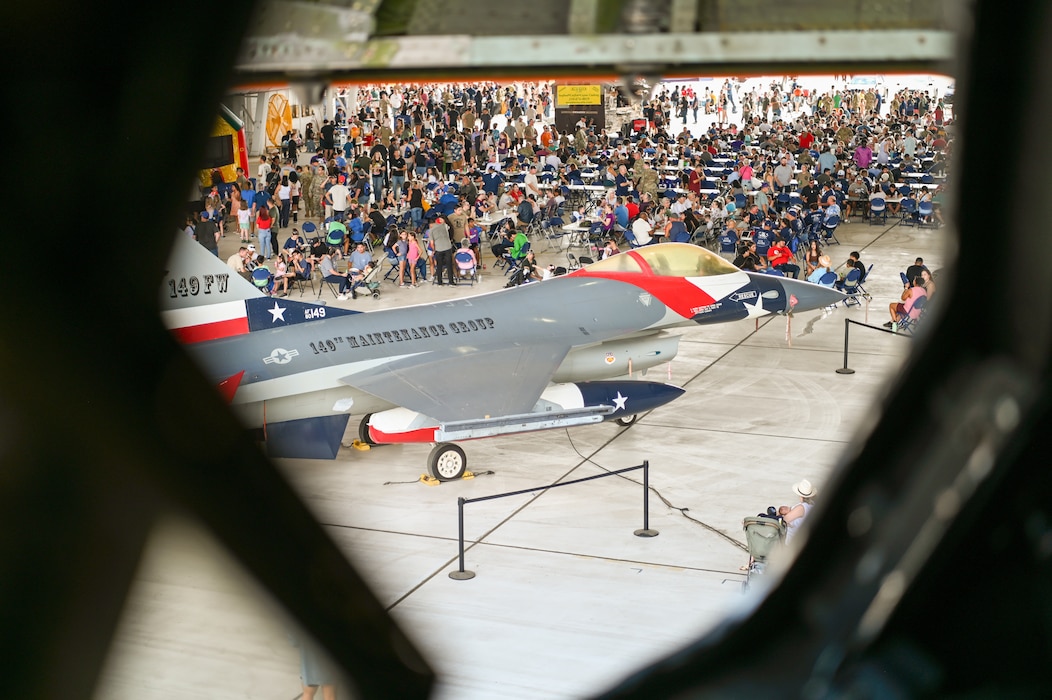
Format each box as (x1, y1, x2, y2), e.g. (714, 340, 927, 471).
(449, 497, 476, 580)
(836, 318, 856, 374)
(634, 460, 659, 538)
(450, 463, 658, 579)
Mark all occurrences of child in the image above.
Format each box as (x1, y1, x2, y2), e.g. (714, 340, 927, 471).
(237, 200, 251, 242)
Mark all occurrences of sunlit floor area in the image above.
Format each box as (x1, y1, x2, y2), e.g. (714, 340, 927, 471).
(94, 199, 946, 699)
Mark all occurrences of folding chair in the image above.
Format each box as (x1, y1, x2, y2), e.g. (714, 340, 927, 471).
(899, 198, 918, 227)
(360, 221, 374, 245)
(320, 269, 345, 299)
(822, 215, 841, 245)
(589, 222, 609, 249)
(289, 261, 315, 297)
(869, 197, 887, 225)
(522, 213, 543, 242)
(917, 201, 935, 228)
(668, 222, 691, 244)
(541, 216, 566, 251)
(325, 220, 347, 250)
(717, 231, 738, 261)
(839, 268, 864, 307)
(856, 264, 874, 298)
(897, 295, 927, 334)
(382, 252, 402, 284)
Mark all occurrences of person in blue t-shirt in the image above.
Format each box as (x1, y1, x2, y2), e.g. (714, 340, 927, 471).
(717, 221, 739, 260)
(481, 168, 504, 196)
(614, 198, 630, 229)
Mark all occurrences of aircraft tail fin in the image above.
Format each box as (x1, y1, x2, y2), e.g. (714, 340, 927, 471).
(161, 233, 264, 312)
(161, 234, 360, 344)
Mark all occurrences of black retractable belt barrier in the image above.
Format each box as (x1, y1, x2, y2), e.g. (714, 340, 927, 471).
(450, 461, 655, 580)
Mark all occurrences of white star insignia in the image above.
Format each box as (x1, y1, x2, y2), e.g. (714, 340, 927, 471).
(743, 296, 768, 318)
(263, 347, 300, 365)
(612, 391, 628, 411)
(268, 302, 287, 322)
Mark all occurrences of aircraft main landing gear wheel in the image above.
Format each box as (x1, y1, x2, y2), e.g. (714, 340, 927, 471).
(615, 414, 639, 427)
(358, 413, 377, 445)
(428, 443, 467, 481)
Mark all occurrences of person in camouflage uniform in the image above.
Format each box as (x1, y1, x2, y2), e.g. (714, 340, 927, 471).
(574, 126, 588, 153)
(820, 93, 834, 116)
(835, 123, 854, 145)
(299, 165, 316, 218)
(307, 164, 326, 221)
(634, 161, 659, 201)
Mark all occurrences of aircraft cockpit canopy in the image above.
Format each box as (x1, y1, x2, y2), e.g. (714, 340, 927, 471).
(586, 243, 740, 277)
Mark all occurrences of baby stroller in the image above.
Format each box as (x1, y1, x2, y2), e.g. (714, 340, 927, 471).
(504, 266, 526, 288)
(350, 262, 382, 299)
(741, 514, 787, 591)
(454, 249, 479, 285)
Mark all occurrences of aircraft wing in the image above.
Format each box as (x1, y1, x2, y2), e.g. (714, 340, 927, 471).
(339, 341, 571, 422)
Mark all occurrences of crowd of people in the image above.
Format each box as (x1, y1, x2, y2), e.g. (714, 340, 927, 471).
(184, 76, 949, 308)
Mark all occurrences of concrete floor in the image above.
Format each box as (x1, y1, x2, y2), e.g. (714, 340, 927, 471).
(94, 85, 951, 697)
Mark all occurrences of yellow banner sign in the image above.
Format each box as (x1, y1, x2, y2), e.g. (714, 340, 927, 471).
(557, 84, 602, 106)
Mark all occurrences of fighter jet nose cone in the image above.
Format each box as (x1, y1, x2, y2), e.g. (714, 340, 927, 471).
(779, 277, 848, 312)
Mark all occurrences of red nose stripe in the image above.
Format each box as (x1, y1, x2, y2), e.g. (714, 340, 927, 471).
(572, 271, 715, 319)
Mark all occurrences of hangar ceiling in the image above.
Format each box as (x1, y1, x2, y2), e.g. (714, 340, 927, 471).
(234, 0, 960, 85)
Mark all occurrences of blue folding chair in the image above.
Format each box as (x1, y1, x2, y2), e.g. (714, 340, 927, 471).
(504, 241, 530, 276)
(290, 261, 315, 297)
(857, 264, 874, 298)
(897, 295, 927, 334)
(382, 252, 401, 283)
(839, 268, 864, 307)
(917, 201, 935, 227)
(900, 198, 918, 226)
(822, 215, 841, 245)
(869, 197, 887, 225)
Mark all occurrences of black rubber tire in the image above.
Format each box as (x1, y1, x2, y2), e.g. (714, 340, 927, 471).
(428, 443, 467, 481)
(615, 414, 639, 427)
(358, 413, 377, 445)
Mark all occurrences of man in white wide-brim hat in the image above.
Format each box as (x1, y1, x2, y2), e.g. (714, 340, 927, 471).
(785, 479, 817, 543)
